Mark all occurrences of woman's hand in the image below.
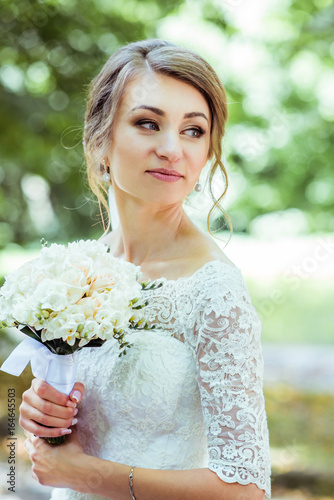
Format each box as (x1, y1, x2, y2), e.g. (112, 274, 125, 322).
(19, 378, 85, 438)
(24, 426, 86, 488)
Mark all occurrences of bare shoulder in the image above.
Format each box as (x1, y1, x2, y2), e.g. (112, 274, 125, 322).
(161, 230, 236, 281)
(188, 230, 235, 269)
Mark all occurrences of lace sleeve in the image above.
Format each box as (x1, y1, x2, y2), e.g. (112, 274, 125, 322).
(194, 269, 271, 497)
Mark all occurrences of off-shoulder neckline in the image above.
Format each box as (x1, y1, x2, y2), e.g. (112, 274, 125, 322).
(151, 259, 241, 285)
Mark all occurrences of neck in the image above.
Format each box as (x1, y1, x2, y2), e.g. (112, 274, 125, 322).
(110, 189, 192, 266)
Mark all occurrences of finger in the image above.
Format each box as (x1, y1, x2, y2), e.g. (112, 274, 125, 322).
(69, 382, 85, 404)
(20, 399, 75, 429)
(20, 412, 74, 438)
(32, 470, 38, 482)
(21, 388, 76, 420)
(24, 436, 39, 456)
(23, 428, 35, 440)
(20, 414, 73, 438)
(32, 379, 72, 407)
(24, 437, 31, 455)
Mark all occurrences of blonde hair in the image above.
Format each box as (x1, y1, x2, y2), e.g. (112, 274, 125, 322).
(83, 39, 231, 235)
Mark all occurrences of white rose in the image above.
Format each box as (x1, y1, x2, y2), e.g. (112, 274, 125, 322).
(88, 267, 117, 294)
(64, 253, 95, 278)
(41, 326, 63, 342)
(76, 297, 94, 319)
(11, 297, 37, 324)
(0, 296, 15, 325)
(78, 319, 100, 346)
(59, 268, 88, 288)
(41, 312, 68, 339)
(57, 320, 81, 345)
(0, 238, 151, 350)
(98, 321, 114, 340)
(33, 280, 67, 310)
(95, 306, 131, 329)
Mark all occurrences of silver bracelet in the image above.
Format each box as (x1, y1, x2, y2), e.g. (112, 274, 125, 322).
(129, 465, 136, 500)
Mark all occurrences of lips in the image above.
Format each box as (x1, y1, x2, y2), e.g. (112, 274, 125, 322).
(146, 168, 183, 177)
(146, 168, 183, 183)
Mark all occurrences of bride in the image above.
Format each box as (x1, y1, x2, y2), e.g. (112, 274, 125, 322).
(20, 39, 271, 499)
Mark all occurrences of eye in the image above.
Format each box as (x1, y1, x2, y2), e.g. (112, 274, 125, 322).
(183, 127, 205, 138)
(136, 119, 159, 131)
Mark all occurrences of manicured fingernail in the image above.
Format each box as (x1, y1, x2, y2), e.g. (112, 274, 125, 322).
(61, 429, 72, 435)
(74, 408, 78, 416)
(72, 390, 82, 402)
(71, 418, 78, 426)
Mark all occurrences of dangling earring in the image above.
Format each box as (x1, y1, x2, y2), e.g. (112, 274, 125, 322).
(102, 160, 110, 183)
(194, 182, 202, 192)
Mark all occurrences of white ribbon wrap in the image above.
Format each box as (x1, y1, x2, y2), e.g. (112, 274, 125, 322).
(1, 337, 77, 395)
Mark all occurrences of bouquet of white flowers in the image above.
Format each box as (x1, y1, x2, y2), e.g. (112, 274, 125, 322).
(0, 239, 160, 443)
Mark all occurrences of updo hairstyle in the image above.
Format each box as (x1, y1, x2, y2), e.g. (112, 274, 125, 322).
(83, 38, 231, 234)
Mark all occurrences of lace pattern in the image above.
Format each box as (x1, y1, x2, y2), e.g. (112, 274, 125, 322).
(50, 260, 271, 500)
(192, 267, 270, 492)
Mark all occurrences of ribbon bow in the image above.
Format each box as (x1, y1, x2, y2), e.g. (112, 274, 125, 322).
(1, 337, 77, 395)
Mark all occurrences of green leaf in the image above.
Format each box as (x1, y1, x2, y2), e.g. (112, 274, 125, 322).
(19, 325, 43, 344)
(141, 281, 163, 291)
(132, 300, 149, 310)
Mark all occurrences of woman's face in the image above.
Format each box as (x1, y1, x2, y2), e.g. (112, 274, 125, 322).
(106, 71, 211, 207)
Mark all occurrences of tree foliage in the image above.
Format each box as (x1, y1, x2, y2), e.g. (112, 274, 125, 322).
(0, 0, 333, 249)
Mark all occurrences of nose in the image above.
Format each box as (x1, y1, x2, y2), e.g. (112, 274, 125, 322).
(155, 130, 182, 163)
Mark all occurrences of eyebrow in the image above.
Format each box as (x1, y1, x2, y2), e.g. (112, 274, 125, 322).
(130, 105, 209, 123)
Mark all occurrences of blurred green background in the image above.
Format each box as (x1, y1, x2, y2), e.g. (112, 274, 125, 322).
(0, 0, 333, 498)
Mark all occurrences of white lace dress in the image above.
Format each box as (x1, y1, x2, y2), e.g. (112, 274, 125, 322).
(50, 260, 271, 499)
